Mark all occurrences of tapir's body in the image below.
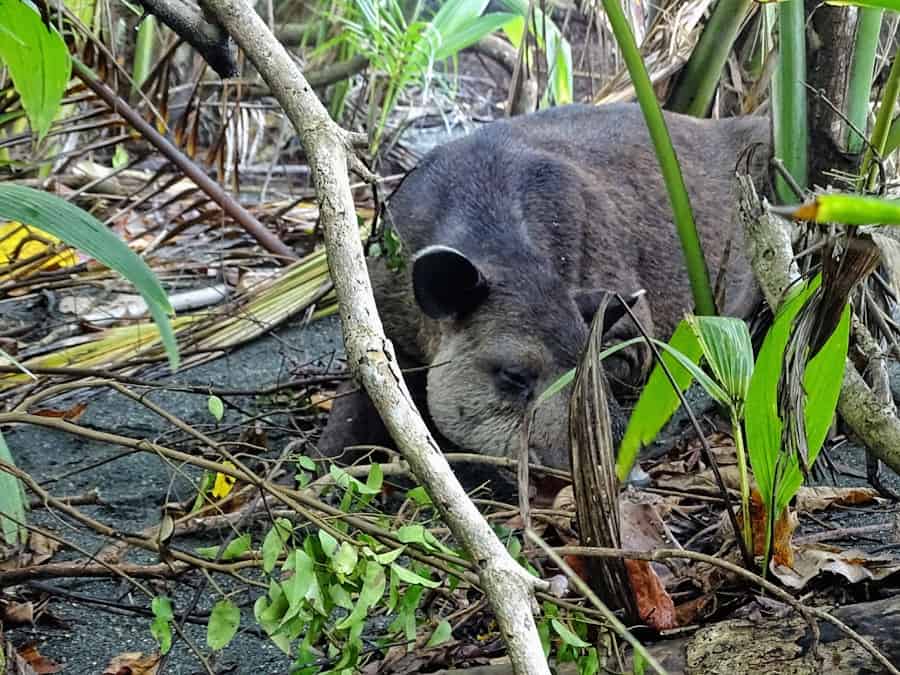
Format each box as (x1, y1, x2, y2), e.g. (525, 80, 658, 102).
(321, 103, 770, 470)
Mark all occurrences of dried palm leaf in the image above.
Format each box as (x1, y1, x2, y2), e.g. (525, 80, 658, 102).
(568, 294, 638, 620)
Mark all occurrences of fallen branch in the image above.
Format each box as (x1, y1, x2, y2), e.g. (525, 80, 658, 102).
(197, 0, 553, 671)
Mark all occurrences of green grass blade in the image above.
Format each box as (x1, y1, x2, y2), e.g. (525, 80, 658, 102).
(0, 185, 180, 370)
(434, 13, 517, 61)
(861, 49, 900, 190)
(0, 430, 27, 546)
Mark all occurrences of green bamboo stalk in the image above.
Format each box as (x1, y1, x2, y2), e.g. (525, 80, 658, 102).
(771, 1, 808, 203)
(846, 9, 884, 154)
(667, 0, 754, 116)
(600, 0, 716, 315)
(861, 50, 900, 190)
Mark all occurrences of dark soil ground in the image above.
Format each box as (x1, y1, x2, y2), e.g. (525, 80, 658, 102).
(5, 316, 344, 674)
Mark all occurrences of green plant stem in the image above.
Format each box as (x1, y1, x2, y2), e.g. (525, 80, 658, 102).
(732, 410, 752, 553)
(846, 9, 884, 154)
(667, 0, 754, 116)
(861, 50, 900, 191)
(771, 1, 808, 203)
(599, 0, 716, 315)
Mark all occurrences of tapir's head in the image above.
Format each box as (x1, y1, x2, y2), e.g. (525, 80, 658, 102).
(411, 245, 636, 470)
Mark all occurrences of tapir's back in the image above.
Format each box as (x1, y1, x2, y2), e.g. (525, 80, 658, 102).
(383, 103, 769, 342)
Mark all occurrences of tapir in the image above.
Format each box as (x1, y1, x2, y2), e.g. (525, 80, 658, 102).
(319, 103, 770, 471)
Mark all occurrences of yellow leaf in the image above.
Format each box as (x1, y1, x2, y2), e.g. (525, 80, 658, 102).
(212, 461, 237, 499)
(0, 221, 77, 280)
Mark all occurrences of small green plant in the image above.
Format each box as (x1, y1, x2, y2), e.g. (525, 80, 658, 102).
(335, 0, 515, 151)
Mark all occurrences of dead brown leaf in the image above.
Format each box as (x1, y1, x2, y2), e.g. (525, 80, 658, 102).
(772, 546, 900, 589)
(102, 652, 161, 675)
(794, 486, 881, 512)
(17, 643, 62, 674)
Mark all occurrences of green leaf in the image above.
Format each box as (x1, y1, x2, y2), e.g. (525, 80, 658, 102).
(262, 518, 293, 573)
(551, 618, 591, 648)
(281, 549, 315, 624)
(433, 13, 517, 61)
(0, 185, 179, 369)
(425, 619, 453, 648)
(336, 560, 385, 630)
(112, 144, 129, 169)
(318, 529, 338, 558)
(369, 545, 405, 565)
(207, 395, 224, 421)
(745, 275, 849, 516)
(0, 0, 71, 139)
(616, 321, 703, 481)
(405, 486, 432, 507)
(0, 430, 26, 546)
(366, 462, 383, 493)
(329, 465, 380, 495)
(329, 583, 353, 610)
(297, 455, 316, 471)
(332, 541, 359, 576)
(150, 596, 174, 655)
(207, 599, 240, 651)
(687, 315, 754, 412)
(789, 193, 900, 226)
(196, 533, 251, 561)
(390, 562, 441, 588)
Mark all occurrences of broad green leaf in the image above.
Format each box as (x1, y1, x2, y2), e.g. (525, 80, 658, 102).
(390, 562, 441, 588)
(329, 465, 380, 495)
(774, 303, 851, 512)
(0, 186, 179, 369)
(150, 596, 174, 655)
(425, 619, 453, 648)
(196, 533, 250, 561)
(262, 518, 293, 573)
(297, 455, 316, 471)
(369, 545, 405, 565)
(207, 395, 224, 421)
(745, 279, 816, 508)
(434, 13, 517, 60)
(365, 462, 383, 493)
(336, 560, 385, 630)
(745, 275, 849, 517)
(329, 583, 353, 610)
(332, 541, 359, 576)
(687, 315, 754, 412)
(405, 486, 432, 507)
(616, 321, 703, 481)
(430, 0, 489, 37)
(207, 599, 240, 650)
(318, 529, 338, 558)
(551, 618, 591, 648)
(280, 549, 315, 624)
(0, 0, 71, 139)
(0, 430, 26, 546)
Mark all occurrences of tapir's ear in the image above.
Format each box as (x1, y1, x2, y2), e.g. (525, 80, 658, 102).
(412, 245, 489, 320)
(573, 288, 646, 332)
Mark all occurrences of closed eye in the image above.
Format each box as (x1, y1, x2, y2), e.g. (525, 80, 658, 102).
(495, 367, 536, 397)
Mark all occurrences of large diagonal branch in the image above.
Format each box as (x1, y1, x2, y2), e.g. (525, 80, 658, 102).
(198, 1, 551, 671)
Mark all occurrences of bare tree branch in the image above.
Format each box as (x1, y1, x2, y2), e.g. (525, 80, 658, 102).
(197, 0, 553, 671)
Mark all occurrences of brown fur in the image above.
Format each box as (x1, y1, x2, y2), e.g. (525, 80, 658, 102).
(320, 103, 770, 470)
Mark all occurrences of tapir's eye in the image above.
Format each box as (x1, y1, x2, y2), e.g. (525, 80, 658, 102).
(494, 366, 536, 397)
